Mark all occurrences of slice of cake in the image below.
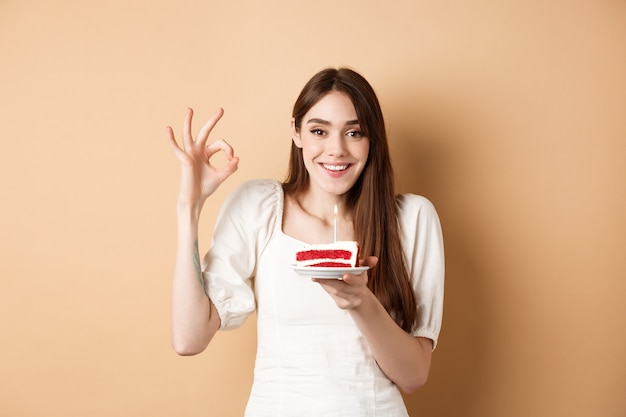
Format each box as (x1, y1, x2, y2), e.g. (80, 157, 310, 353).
(295, 241, 360, 267)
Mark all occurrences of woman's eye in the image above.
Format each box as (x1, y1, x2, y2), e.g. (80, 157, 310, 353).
(347, 130, 363, 138)
(310, 129, 325, 136)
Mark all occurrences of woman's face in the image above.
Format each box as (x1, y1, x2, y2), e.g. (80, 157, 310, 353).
(292, 91, 370, 197)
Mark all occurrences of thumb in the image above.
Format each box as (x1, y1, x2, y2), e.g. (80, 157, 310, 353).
(217, 156, 240, 181)
(361, 256, 378, 268)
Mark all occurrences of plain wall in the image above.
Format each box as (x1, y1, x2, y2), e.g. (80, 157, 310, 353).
(1, 1, 625, 416)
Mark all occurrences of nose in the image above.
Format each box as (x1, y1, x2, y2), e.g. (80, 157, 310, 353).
(326, 131, 347, 156)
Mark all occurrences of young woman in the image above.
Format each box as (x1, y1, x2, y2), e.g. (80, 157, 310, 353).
(167, 68, 444, 416)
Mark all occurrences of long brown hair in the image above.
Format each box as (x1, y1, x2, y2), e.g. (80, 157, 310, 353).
(283, 68, 417, 333)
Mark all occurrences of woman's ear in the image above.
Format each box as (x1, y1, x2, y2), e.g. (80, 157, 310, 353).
(291, 118, 302, 148)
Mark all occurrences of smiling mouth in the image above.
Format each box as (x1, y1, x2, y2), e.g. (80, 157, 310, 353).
(322, 163, 349, 172)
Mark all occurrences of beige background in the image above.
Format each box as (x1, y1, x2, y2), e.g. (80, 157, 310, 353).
(1, 1, 625, 416)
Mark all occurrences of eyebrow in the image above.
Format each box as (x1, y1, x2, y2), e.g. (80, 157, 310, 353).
(305, 118, 360, 126)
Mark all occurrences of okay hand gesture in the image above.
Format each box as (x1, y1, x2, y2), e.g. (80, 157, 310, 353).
(167, 108, 239, 210)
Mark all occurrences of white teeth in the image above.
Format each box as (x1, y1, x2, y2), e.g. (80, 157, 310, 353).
(323, 164, 348, 171)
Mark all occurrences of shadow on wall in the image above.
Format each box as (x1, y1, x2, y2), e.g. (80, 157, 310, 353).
(386, 89, 495, 416)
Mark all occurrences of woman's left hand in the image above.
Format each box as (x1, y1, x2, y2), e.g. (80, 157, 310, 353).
(313, 256, 378, 310)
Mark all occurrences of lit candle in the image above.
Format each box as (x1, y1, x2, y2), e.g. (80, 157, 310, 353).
(333, 204, 338, 242)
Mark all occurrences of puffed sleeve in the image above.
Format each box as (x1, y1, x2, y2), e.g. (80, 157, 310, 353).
(397, 194, 445, 350)
(201, 179, 281, 330)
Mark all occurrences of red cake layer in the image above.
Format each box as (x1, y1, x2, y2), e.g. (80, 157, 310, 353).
(296, 249, 353, 262)
(305, 261, 354, 267)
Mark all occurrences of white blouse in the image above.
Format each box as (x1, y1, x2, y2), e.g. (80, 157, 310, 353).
(202, 179, 445, 417)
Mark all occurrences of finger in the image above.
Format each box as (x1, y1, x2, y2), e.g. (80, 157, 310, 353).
(340, 272, 367, 286)
(360, 256, 379, 268)
(196, 108, 225, 147)
(166, 126, 185, 158)
(312, 277, 343, 289)
(215, 156, 240, 182)
(182, 108, 194, 149)
(205, 138, 235, 160)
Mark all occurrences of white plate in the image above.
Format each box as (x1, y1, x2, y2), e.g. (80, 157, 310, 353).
(290, 265, 370, 279)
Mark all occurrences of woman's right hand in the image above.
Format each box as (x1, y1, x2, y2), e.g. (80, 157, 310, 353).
(166, 108, 239, 211)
